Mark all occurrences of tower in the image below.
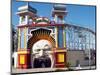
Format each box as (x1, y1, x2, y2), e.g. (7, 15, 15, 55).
(52, 4, 67, 24)
(16, 4, 37, 68)
(17, 3, 37, 25)
(52, 4, 67, 68)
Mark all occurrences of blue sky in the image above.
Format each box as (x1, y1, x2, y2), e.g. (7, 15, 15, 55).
(12, 0, 96, 32)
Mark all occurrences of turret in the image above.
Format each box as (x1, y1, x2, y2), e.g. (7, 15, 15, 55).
(16, 4, 37, 25)
(52, 4, 67, 24)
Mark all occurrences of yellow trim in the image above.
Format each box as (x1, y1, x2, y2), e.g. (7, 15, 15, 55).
(18, 50, 29, 54)
(63, 28, 66, 47)
(19, 55, 25, 64)
(55, 27, 58, 47)
(57, 27, 58, 47)
(18, 48, 27, 51)
(58, 54, 65, 63)
(24, 27, 27, 49)
(55, 50, 67, 52)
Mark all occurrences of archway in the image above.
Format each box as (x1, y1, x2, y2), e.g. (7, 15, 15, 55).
(27, 28, 55, 68)
(32, 40, 52, 68)
(27, 28, 55, 49)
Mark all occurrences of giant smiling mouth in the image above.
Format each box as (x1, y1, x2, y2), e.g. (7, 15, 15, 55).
(33, 57, 51, 68)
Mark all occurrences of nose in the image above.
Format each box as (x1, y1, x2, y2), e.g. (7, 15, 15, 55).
(40, 50, 44, 56)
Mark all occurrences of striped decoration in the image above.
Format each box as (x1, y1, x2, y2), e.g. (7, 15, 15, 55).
(27, 28, 55, 49)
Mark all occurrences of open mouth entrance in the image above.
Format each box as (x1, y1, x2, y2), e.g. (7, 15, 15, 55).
(27, 28, 55, 68)
(32, 40, 52, 68)
(32, 39, 52, 68)
(33, 57, 51, 68)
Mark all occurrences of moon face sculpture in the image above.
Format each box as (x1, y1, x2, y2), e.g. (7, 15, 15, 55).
(32, 40, 52, 68)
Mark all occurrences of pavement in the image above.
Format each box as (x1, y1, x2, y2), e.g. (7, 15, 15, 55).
(12, 68, 68, 74)
(70, 66, 96, 70)
(11, 66, 96, 74)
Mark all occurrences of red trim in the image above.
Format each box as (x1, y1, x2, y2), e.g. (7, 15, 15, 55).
(23, 65, 27, 69)
(18, 54, 26, 69)
(55, 64, 65, 68)
(55, 52, 67, 68)
(18, 53, 31, 69)
(17, 24, 66, 28)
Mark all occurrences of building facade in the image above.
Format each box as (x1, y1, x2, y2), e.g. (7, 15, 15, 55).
(15, 4, 67, 69)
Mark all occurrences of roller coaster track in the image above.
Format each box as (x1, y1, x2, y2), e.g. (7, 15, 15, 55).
(65, 23, 96, 35)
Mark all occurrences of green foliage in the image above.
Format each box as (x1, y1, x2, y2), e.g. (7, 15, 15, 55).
(65, 62, 71, 68)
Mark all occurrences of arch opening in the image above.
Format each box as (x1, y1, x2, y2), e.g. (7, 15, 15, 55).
(27, 28, 55, 68)
(32, 40, 52, 68)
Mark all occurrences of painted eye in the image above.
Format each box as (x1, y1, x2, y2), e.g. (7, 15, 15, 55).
(36, 49, 41, 51)
(34, 49, 41, 52)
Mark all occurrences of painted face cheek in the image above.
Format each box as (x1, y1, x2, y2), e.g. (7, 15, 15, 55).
(38, 49, 43, 56)
(33, 49, 38, 54)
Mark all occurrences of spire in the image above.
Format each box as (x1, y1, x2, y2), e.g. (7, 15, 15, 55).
(16, 2, 37, 25)
(52, 4, 67, 23)
(27, 2, 29, 8)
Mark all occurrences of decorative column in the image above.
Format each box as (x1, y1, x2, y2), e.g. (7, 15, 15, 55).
(19, 16, 22, 25)
(54, 15, 57, 23)
(24, 27, 27, 49)
(18, 28, 21, 49)
(16, 4, 37, 69)
(25, 15, 28, 24)
(63, 27, 66, 48)
(55, 27, 58, 48)
(17, 27, 31, 69)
